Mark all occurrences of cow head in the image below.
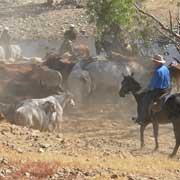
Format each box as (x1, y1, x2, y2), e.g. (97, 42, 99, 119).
(65, 92, 76, 108)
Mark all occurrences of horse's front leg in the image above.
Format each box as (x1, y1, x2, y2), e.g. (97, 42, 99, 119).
(140, 121, 149, 149)
(152, 119, 159, 151)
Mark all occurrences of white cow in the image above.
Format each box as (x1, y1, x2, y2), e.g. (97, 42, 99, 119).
(22, 57, 43, 63)
(0, 45, 22, 60)
(13, 92, 75, 132)
(14, 101, 55, 131)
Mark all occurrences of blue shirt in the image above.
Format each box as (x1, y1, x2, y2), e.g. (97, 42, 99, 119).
(148, 65, 170, 90)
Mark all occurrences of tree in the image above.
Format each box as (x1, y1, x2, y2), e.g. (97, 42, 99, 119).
(86, 0, 157, 55)
(87, 0, 135, 35)
(133, 3, 180, 52)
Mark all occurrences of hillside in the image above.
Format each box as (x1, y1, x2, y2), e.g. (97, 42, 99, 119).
(143, 0, 179, 23)
(0, 0, 94, 40)
(0, 0, 178, 41)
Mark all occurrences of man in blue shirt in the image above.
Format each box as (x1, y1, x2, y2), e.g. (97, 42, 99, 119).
(135, 54, 171, 124)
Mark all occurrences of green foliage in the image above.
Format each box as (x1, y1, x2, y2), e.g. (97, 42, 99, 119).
(86, 0, 159, 54)
(87, 0, 135, 33)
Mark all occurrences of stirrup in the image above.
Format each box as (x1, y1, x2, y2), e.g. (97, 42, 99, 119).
(135, 119, 143, 125)
(131, 117, 143, 125)
(132, 117, 137, 121)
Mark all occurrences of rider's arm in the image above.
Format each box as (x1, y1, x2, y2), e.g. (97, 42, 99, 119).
(148, 70, 160, 90)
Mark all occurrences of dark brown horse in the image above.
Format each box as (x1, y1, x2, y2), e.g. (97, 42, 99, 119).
(119, 74, 180, 157)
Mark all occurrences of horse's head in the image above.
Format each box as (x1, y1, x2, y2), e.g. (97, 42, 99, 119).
(119, 73, 141, 97)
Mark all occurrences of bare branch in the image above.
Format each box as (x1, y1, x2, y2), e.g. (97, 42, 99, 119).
(177, 17, 180, 36)
(177, 3, 180, 35)
(155, 27, 177, 45)
(156, 26, 180, 52)
(169, 10, 173, 31)
(133, 3, 180, 40)
(176, 17, 180, 26)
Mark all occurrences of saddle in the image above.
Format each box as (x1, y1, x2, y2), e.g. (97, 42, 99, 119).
(150, 93, 171, 113)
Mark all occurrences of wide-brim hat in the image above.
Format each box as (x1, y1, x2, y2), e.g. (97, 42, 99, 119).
(152, 54, 166, 64)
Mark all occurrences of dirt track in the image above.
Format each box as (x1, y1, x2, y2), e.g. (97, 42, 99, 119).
(0, 103, 179, 180)
(0, 47, 178, 180)
(0, 0, 93, 40)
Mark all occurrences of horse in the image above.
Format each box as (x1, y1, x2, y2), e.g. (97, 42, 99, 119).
(118, 73, 180, 157)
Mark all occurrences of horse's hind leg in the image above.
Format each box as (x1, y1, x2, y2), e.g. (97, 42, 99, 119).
(170, 141, 180, 158)
(170, 123, 180, 157)
(140, 121, 149, 149)
(152, 120, 159, 151)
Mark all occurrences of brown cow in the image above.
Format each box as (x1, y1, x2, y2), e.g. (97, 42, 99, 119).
(47, 0, 53, 6)
(43, 53, 76, 83)
(71, 44, 91, 60)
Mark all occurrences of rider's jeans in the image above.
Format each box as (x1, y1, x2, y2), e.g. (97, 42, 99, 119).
(138, 88, 169, 122)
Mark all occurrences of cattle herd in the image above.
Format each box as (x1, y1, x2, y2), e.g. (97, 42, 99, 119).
(1, 48, 180, 157)
(0, 51, 141, 133)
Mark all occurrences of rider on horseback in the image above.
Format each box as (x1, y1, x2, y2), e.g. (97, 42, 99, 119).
(0, 27, 11, 59)
(59, 24, 77, 56)
(135, 54, 171, 125)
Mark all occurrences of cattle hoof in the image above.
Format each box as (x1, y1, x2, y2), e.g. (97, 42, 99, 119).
(153, 145, 159, 151)
(152, 148, 158, 153)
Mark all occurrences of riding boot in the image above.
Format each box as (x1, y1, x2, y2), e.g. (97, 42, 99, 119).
(131, 116, 144, 125)
(136, 118, 144, 125)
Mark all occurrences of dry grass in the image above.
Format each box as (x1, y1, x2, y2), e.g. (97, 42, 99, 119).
(0, 104, 178, 179)
(0, 144, 180, 179)
(0, 107, 178, 179)
(143, 0, 180, 22)
(9, 162, 59, 180)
